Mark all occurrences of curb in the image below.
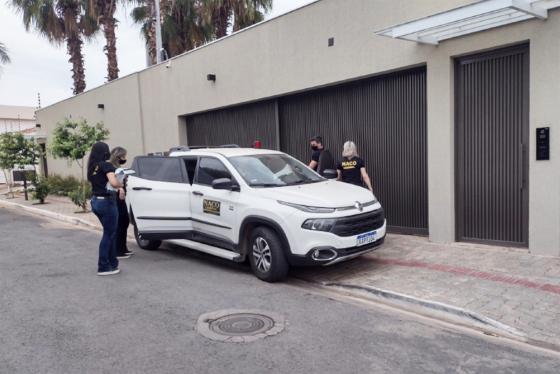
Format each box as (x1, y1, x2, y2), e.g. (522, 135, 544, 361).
(0, 198, 136, 240)
(325, 282, 527, 340)
(0, 198, 100, 229)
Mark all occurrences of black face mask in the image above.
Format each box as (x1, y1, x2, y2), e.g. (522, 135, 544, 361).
(119, 159, 127, 165)
(311, 146, 319, 151)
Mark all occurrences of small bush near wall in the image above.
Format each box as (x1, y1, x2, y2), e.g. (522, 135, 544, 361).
(32, 175, 50, 204)
(68, 183, 92, 213)
(47, 174, 81, 196)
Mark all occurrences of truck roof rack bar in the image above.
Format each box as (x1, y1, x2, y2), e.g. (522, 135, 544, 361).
(169, 146, 190, 152)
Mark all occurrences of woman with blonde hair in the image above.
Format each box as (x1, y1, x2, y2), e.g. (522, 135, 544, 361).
(336, 141, 373, 192)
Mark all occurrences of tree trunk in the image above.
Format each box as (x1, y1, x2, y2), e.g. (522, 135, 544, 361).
(214, 4, 231, 38)
(2, 169, 13, 198)
(66, 34, 86, 95)
(145, 0, 157, 65)
(100, 1, 119, 81)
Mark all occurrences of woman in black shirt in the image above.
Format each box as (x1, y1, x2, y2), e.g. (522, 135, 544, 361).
(87, 142, 124, 276)
(336, 141, 373, 192)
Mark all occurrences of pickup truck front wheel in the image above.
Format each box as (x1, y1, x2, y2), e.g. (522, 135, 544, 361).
(249, 227, 289, 282)
(133, 224, 161, 251)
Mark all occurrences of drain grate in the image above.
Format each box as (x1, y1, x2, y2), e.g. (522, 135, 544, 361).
(197, 310, 285, 343)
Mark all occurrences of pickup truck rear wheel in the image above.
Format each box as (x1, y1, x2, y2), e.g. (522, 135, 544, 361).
(133, 224, 161, 251)
(249, 227, 289, 282)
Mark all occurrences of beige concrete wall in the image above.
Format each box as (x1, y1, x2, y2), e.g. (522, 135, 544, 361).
(36, 74, 144, 179)
(36, 0, 560, 255)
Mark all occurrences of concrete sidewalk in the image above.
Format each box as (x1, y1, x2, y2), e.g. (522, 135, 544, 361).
(0, 188, 133, 238)
(2, 189, 559, 350)
(294, 235, 560, 350)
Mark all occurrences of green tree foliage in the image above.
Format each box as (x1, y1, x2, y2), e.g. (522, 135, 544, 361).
(50, 118, 109, 168)
(0, 42, 10, 74)
(12, 0, 98, 94)
(32, 174, 50, 204)
(46, 174, 81, 196)
(68, 182, 92, 212)
(50, 118, 109, 211)
(0, 132, 42, 197)
(132, 0, 272, 64)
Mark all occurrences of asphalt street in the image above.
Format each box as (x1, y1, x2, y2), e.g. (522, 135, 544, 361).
(1, 206, 559, 374)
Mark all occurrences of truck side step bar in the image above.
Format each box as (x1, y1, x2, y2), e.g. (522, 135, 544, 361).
(166, 239, 242, 262)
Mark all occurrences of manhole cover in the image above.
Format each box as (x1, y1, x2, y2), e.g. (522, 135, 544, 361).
(196, 309, 285, 343)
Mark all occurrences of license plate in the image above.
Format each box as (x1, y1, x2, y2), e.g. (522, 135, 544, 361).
(356, 231, 377, 247)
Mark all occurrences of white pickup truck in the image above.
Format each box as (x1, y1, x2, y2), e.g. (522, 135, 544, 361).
(126, 146, 386, 282)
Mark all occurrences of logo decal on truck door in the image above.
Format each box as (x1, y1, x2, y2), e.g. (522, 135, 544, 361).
(203, 199, 221, 216)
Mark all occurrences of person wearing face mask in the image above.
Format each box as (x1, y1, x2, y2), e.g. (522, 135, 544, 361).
(87, 142, 124, 276)
(308, 135, 334, 176)
(109, 147, 133, 259)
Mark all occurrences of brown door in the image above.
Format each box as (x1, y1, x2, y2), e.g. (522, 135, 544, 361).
(186, 100, 278, 149)
(455, 44, 529, 247)
(280, 68, 429, 235)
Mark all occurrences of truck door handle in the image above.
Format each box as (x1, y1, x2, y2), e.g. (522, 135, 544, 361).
(132, 187, 152, 191)
(192, 191, 203, 196)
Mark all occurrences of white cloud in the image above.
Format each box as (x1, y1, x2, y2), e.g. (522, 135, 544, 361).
(0, 0, 317, 107)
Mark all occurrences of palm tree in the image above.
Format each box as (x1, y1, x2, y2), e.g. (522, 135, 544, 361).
(231, 0, 272, 32)
(161, 0, 209, 57)
(0, 42, 11, 65)
(131, 0, 158, 65)
(88, 0, 120, 81)
(132, 0, 210, 60)
(200, 0, 271, 37)
(200, 0, 233, 39)
(12, 0, 97, 94)
(131, 0, 271, 64)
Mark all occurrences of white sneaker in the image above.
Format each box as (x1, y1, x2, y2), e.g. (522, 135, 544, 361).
(117, 254, 131, 259)
(97, 269, 121, 276)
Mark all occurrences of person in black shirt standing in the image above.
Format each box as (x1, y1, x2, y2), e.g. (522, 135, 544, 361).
(109, 147, 133, 259)
(308, 136, 324, 171)
(87, 142, 124, 276)
(336, 141, 373, 192)
(308, 135, 335, 175)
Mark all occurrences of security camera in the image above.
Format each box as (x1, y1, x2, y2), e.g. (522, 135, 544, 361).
(166, 61, 172, 69)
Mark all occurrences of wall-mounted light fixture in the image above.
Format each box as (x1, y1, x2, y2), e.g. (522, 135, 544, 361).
(328, 37, 335, 47)
(207, 74, 216, 82)
(98, 104, 105, 109)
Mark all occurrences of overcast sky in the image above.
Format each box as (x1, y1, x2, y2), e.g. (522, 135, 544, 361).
(0, 0, 317, 108)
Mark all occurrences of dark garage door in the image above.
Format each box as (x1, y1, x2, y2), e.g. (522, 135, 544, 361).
(280, 68, 428, 234)
(455, 45, 529, 246)
(186, 100, 277, 149)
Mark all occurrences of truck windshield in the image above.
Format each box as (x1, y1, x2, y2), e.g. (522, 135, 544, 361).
(229, 154, 325, 188)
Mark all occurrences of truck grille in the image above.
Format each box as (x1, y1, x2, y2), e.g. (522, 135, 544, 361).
(331, 209, 385, 237)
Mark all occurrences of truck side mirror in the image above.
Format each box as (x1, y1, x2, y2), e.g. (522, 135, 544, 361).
(212, 178, 240, 191)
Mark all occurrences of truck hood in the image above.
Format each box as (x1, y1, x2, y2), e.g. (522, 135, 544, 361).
(253, 180, 376, 208)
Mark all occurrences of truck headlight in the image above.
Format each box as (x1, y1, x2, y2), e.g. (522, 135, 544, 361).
(278, 201, 336, 213)
(302, 218, 336, 232)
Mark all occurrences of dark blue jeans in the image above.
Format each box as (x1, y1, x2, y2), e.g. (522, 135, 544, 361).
(91, 197, 119, 272)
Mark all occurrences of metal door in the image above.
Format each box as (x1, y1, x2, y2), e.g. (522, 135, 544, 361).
(279, 68, 428, 235)
(186, 100, 277, 149)
(455, 44, 529, 246)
